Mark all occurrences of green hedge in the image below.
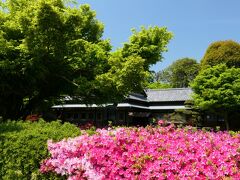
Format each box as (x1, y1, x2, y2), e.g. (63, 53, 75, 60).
(0, 119, 81, 179)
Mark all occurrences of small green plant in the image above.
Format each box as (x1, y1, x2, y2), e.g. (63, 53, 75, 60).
(228, 130, 240, 136)
(150, 117, 157, 125)
(108, 121, 113, 127)
(201, 127, 212, 132)
(85, 126, 97, 136)
(215, 126, 221, 132)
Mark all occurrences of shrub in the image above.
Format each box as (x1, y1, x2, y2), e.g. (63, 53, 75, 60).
(0, 119, 81, 179)
(41, 126, 240, 179)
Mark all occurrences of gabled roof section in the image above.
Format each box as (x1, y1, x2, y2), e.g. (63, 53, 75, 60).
(145, 88, 193, 102)
(127, 93, 148, 102)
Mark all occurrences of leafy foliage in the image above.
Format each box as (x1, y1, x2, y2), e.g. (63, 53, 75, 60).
(157, 58, 199, 88)
(122, 26, 173, 69)
(95, 26, 173, 102)
(147, 82, 172, 89)
(201, 40, 240, 69)
(191, 64, 240, 129)
(0, 1, 173, 120)
(0, 119, 81, 179)
(0, 0, 108, 119)
(191, 64, 240, 110)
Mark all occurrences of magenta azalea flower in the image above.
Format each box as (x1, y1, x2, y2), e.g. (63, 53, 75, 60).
(40, 126, 240, 179)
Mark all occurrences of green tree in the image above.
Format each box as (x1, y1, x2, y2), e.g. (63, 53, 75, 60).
(0, 1, 173, 119)
(121, 26, 173, 69)
(157, 58, 199, 88)
(96, 26, 173, 102)
(0, 0, 109, 119)
(146, 71, 172, 89)
(201, 40, 240, 69)
(147, 82, 171, 89)
(191, 64, 240, 130)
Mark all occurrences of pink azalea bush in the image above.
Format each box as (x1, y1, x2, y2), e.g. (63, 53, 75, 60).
(40, 125, 240, 179)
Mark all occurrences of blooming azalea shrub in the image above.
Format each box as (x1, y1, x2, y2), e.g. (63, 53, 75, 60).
(41, 125, 240, 179)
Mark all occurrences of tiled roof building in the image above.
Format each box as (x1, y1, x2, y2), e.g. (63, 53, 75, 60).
(52, 88, 193, 127)
(145, 88, 192, 102)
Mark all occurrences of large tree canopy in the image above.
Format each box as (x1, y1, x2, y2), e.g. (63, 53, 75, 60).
(191, 64, 240, 130)
(96, 26, 173, 101)
(0, 0, 173, 119)
(156, 58, 199, 88)
(201, 40, 240, 69)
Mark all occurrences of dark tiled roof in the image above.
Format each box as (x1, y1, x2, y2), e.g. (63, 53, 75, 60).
(145, 88, 193, 102)
(128, 93, 148, 102)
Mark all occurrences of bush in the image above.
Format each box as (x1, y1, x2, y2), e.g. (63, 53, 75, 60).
(41, 126, 240, 179)
(0, 119, 81, 179)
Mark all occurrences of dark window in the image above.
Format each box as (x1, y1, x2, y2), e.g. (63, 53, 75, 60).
(89, 113, 94, 119)
(66, 113, 72, 118)
(81, 113, 86, 119)
(118, 112, 125, 121)
(107, 111, 116, 121)
(97, 113, 102, 120)
(207, 115, 218, 122)
(73, 113, 79, 119)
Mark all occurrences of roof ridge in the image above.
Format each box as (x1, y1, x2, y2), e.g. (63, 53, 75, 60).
(130, 92, 146, 96)
(146, 88, 192, 91)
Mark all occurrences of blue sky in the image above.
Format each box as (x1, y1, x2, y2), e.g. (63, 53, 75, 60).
(76, 0, 240, 72)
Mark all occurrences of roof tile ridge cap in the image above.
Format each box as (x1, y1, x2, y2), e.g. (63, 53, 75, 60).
(146, 88, 191, 91)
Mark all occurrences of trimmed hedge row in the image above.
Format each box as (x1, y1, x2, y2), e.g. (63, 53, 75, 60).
(0, 119, 81, 179)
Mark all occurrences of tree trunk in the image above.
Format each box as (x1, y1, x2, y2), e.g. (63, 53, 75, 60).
(224, 112, 230, 131)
